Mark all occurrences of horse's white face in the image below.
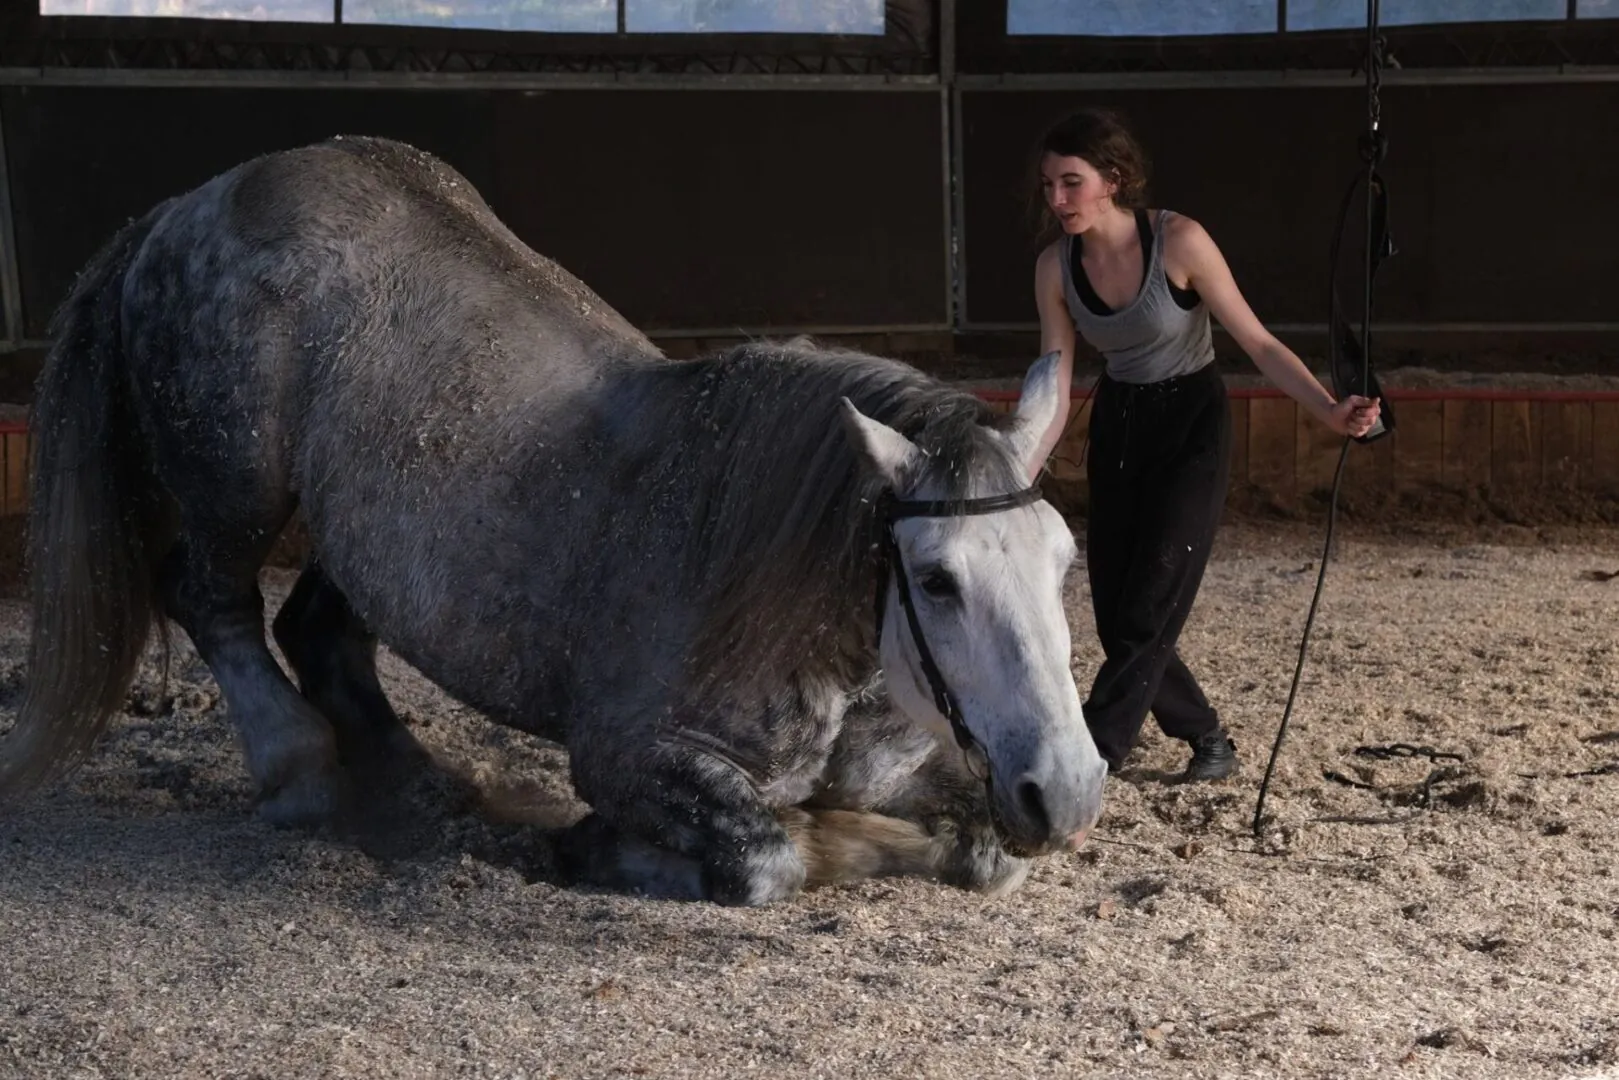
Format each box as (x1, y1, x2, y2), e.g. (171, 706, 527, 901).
(841, 353, 1107, 857)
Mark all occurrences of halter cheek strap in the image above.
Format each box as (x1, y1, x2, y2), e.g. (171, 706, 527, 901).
(873, 484, 1047, 760)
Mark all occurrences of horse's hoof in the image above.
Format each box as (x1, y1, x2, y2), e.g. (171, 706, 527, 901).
(255, 768, 350, 830)
(940, 826, 1032, 898)
(971, 853, 1032, 898)
(705, 844, 807, 907)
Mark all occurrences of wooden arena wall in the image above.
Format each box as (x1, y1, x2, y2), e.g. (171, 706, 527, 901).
(981, 386, 1619, 515)
(3, 388, 1617, 522)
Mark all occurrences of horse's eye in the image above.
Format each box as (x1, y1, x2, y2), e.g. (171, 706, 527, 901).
(918, 568, 959, 600)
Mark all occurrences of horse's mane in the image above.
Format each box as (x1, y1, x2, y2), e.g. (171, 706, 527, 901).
(664, 337, 1028, 698)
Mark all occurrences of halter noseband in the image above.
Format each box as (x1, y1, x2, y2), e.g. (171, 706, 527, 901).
(874, 482, 1047, 761)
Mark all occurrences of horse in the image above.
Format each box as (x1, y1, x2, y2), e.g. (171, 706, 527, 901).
(0, 135, 1107, 905)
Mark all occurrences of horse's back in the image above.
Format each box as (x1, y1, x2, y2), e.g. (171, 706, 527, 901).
(118, 133, 660, 488)
(128, 134, 653, 362)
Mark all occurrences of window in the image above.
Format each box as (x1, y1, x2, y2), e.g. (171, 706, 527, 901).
(1007, 0, 1585, 35)
(1007, 0, 1276, 36)
(1286, 0, 1568, 31)
(624, 0, 883, 34)
(343, 0, 615, 32)
(39, 0, 881, 32)
(40, 0, 334, 18)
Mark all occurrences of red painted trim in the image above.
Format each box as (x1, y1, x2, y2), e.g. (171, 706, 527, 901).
(0, 421, 27, 435)
(1225, 387, 1619, 402)
(971, 386, 1619, 404)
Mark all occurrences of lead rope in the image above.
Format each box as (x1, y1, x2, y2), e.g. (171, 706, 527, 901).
(1252, 0, 1393, 836)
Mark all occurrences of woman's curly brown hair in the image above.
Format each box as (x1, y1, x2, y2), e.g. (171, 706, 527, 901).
(1026, 106, 1152, 246)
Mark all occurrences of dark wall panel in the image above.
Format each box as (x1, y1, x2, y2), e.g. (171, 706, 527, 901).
(487, 90, 947, 330)
(15, 76, 1606, 346)
(961, 82, 1619, 328)
(4, 86, 497, 339)
(4, 84, 948, 341)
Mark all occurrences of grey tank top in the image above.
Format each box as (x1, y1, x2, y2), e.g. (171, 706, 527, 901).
(1058, 209, 1215, 385)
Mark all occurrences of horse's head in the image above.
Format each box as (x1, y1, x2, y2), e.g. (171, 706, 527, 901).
(840, 352, 1106, 857)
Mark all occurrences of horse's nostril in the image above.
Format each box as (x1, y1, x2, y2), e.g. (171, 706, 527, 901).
(1017, 778, 1052, 840)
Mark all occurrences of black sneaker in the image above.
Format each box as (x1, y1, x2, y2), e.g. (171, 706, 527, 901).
(1183, 730, 1238, 782)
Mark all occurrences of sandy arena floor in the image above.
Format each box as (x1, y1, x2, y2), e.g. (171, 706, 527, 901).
(0, 514, 1616, 1080)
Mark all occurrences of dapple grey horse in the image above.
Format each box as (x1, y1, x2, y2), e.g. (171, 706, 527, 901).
(0, 136, 1106, 905)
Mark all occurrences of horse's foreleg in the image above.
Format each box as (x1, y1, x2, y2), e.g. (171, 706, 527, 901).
(809, 692, 1031, 897)
(556, 785, 951, 901)
(870, 748, 1032, 898)
(558, 742, 807, 906)
(777, 806, 945, 887)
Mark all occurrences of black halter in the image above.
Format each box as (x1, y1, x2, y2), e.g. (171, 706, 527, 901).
(873, 482, 1047, 761)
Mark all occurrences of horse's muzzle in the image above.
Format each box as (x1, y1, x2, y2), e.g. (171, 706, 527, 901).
(989, 760, 1106, 858)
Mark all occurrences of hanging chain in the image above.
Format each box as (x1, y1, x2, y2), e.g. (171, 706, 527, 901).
(1360, 1, 1386, 165)
(1369, 30, 1383, 132)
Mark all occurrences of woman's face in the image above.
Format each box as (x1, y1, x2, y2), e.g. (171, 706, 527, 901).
(1039, 152, 1118, 234)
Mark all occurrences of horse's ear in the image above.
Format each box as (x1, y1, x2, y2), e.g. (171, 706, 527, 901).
(839, 397, 920, 490)
(1006, 350, 1066, 478)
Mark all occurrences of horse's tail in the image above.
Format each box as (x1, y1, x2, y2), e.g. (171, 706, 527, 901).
(0, 213, 164, 808)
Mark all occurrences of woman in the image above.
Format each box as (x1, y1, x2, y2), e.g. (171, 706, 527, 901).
(1027, 107, 1381, 782)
